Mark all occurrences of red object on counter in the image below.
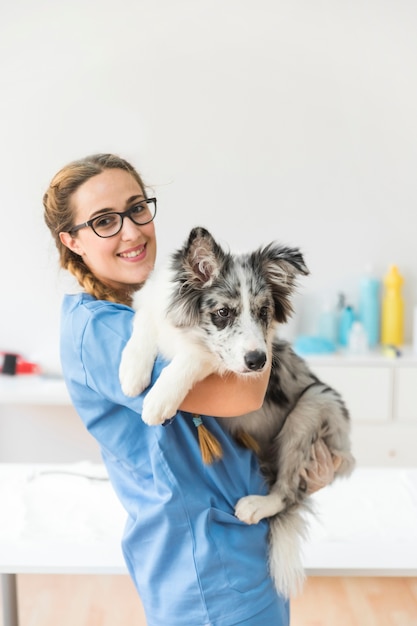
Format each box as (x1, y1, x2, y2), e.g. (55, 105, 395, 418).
(0, 352, 41, 375)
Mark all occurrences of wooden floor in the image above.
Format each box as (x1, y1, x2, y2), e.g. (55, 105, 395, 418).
(2, 574, 417, 626)
(291, 577, 417, 626)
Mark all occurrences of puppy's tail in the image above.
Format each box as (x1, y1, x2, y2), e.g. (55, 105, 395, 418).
(268, 504, 310, 599)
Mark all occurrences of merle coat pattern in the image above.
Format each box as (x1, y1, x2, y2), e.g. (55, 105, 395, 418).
(119, 226, 355, 598)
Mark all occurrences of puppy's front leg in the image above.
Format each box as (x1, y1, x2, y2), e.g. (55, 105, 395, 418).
(142, 351, 215, 425)
(119, 309, 158, 397)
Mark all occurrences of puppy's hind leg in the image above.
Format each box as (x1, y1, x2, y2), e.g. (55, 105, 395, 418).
(235, 398, 315, 526)
(270, 383, 353, 509)
(234, 491, 287, 525)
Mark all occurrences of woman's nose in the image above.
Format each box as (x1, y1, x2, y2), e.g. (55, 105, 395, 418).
(120, 215, 142, 239)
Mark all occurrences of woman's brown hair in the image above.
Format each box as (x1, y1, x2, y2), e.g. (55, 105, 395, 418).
(43, 153, 147, 306)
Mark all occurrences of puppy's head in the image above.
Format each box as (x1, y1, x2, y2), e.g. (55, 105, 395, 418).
(170, 227, 309, 326)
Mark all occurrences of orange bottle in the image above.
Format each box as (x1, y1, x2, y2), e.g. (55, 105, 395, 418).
(381, 265, 404, 346)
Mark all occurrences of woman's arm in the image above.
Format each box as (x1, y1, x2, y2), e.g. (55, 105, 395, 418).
(179, 365, 271, 417)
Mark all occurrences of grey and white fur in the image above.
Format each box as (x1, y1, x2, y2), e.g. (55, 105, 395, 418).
(119, 226, 355, 598)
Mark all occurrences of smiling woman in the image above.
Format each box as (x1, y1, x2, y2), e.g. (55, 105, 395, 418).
(42, 153, 290, 626)
(42, 153, 335, 626)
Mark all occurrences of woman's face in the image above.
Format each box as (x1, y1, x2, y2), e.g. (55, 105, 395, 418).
(60, 168, 157, 290)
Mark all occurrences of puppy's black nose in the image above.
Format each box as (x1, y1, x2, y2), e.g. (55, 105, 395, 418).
(244, 350, 267, 371)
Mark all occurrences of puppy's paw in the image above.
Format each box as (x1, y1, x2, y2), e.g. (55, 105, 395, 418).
(120, 367, 152, 397)
(141, 391, 176, 426)
(235, 493, 285, 524)
(119, 346, 152, 397)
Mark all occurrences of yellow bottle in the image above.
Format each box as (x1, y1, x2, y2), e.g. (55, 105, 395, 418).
(381, 265, 404, 346)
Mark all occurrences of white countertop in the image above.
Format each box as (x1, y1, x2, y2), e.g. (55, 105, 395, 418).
(0, 375, 71, 405)
(304, 345, 417, 367)
(0, 463, 416, 576)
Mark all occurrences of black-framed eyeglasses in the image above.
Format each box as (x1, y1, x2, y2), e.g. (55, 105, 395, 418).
(69, 197, 157, 238)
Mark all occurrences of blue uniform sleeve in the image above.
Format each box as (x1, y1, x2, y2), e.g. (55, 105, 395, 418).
(60, 296, 170, 467)
(63, 297, 168, 411)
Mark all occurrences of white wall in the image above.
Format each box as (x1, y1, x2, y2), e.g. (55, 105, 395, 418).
(1, 0, 417, 371)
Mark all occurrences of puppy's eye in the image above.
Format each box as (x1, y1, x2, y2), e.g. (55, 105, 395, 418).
(217, 307, 230, 318)
(260, 306, 269, 320)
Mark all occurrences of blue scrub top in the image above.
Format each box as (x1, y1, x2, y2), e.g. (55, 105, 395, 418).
(60, 293, 288, 626)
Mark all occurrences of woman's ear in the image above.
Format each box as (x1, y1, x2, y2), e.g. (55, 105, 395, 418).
(59, 231, 84, 256)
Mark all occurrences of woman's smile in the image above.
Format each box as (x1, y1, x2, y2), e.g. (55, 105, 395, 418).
(118, 243, 147, 261)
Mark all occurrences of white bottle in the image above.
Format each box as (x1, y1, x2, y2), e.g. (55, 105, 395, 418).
(348, 321, 369, 355)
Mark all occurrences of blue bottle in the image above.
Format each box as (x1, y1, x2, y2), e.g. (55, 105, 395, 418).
(338, 305, 355, 347)
(358, 270, 380, 348)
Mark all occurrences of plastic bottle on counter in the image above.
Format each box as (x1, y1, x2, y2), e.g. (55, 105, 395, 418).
(338, 304, 355, 347)
(358, 267, 381, 349)
(381, 265, 404, 346)
(318, 296, 338, 345)
(348, 321, 369, 354)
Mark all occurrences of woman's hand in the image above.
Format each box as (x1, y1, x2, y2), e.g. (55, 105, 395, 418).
(300, 439, 342, 495)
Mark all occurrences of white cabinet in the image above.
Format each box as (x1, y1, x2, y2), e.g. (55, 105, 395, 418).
(395, 366, 417, 422)
(305, 350, 417, 467)
(310, 365, 393, 423)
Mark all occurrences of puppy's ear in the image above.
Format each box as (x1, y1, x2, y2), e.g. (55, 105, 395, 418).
(257, 243, 309, 323)
(182, 226, 226, 286)
(168, 227, 226, 327)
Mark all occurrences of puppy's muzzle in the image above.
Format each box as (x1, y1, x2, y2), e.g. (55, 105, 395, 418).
(244, 350, 267, 371)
